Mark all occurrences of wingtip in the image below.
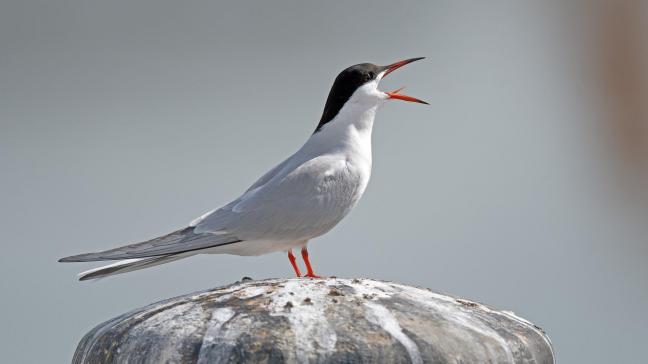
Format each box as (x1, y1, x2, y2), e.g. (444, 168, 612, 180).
(59, 255, 86, 262)
(58, 253, 101, 262)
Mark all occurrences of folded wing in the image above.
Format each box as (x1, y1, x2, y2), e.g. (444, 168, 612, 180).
(58, 227, 241, 261)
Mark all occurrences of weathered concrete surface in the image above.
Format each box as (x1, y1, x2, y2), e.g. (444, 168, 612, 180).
(72, 278, 554, 364)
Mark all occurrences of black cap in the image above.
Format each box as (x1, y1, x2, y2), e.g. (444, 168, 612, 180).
(314, 58, 425, 133)
(314, 63, 385, 133)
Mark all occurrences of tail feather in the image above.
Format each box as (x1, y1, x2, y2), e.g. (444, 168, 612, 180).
(78, 253, 191, 281)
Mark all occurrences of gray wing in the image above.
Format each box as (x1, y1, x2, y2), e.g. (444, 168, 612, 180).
(189, 151, 302, 234)
(58, 227, 241, 261)
(193, 154, 353, 241)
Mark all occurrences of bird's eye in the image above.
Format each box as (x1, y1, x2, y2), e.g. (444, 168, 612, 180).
(366, 72, 375, 81)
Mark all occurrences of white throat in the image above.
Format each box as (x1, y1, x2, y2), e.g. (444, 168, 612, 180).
(307, 78, 387, 154)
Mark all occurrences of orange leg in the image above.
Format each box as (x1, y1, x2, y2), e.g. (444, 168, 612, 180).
(301, 247, 321, 278)
(288, 250, 301, 277)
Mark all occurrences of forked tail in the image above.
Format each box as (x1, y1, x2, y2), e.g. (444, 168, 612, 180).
(77, 253, 190, 281)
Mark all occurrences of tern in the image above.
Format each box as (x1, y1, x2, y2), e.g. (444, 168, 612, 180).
(59, 58, 427, 280)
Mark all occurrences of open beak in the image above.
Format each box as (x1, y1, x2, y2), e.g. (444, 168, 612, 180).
(381, 57, 428, 105)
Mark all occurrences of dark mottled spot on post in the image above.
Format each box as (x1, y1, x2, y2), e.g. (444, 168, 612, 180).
(328, 288, 343, 296)
(456, 299, 478, 308)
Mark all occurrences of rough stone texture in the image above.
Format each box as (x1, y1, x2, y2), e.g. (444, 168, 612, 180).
(73, 278, 554, 364)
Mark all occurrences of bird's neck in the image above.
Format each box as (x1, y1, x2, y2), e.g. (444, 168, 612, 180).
(305, 103, 378, 157)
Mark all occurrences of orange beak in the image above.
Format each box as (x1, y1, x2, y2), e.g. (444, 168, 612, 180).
(382, 57, 428, 105)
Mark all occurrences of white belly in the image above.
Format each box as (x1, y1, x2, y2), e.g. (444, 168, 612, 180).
(205, 239, 306, 256)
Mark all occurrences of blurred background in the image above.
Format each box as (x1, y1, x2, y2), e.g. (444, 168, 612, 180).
(1, 1, 646, 362)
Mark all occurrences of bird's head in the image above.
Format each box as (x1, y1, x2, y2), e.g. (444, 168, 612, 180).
(316, 57, 427, 132)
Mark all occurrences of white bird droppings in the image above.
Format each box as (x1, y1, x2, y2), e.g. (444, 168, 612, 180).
(268, 280, 337, 363)
(197, 307, 236, 364)
(365, 302, 423, 364)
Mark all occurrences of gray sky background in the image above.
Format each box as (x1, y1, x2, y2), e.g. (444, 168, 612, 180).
(1, 1, 647, 363)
